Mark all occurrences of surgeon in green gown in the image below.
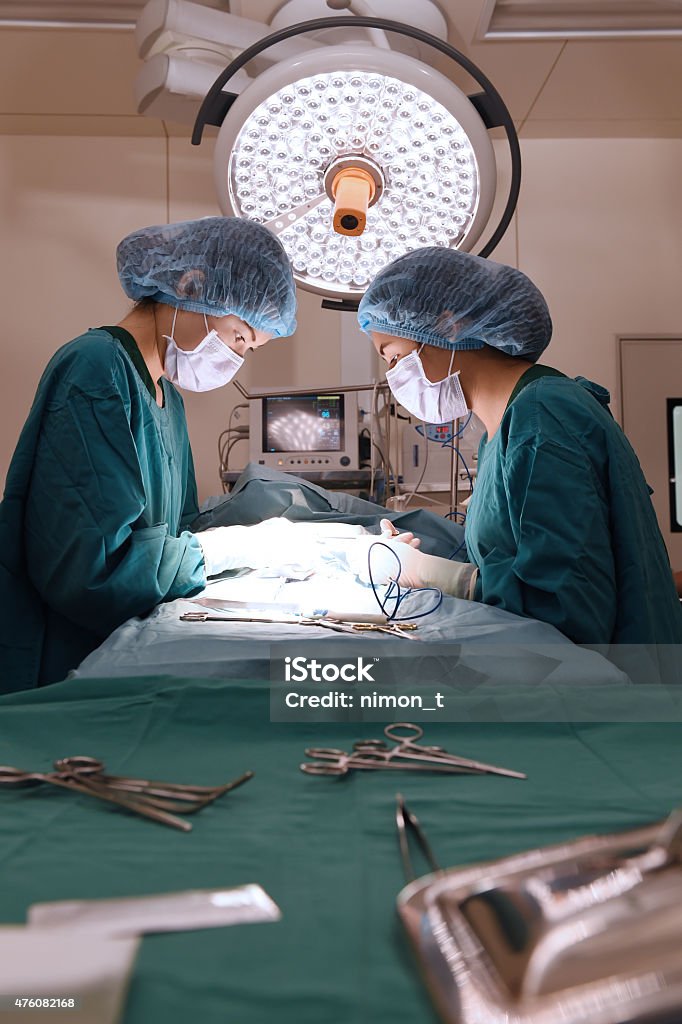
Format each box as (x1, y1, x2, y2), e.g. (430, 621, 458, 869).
(358, 247, 682, 646)
(0, 217, 297, 692)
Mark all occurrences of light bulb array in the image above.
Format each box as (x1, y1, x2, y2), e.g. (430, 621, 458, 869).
(226, 68, 482, 295)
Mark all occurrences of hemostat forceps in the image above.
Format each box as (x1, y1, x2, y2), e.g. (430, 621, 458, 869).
(353, 723, 527, 779)
(300, 723, 526, 780)
(54, 757, 253, 811)
(0, 759, 192, 831)
(350, 622, 420, 640)
(301, 749, 482, 777)
(0, 756, 254, 831)
(180, 610, 419, 638)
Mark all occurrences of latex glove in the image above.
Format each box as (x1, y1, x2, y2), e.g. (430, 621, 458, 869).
(347, 536, 479, 600)
(379, 518, 421, 550)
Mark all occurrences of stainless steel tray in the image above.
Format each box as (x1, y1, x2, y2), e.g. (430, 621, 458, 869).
(398, 813, 682, 1024)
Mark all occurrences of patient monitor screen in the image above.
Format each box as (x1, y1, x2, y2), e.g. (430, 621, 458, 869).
(263, 394, 345, 453)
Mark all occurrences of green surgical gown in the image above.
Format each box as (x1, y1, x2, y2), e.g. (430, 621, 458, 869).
(465, 368, 682, 645)
(0, 328, 207, 692)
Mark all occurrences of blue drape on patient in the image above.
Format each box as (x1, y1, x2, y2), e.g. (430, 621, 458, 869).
(193, 463, 467, 560)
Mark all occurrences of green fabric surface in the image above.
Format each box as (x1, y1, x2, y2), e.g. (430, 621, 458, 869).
(0, 675, 680, 1024)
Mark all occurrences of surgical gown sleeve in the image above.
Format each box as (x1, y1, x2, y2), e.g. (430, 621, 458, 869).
(24, 364, 206, 638)
(180, 444, 200, 532)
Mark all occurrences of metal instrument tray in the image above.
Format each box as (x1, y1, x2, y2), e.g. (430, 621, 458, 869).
(398, 814, 682, 1024)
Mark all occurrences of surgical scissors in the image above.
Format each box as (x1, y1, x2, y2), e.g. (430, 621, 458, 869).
(353, 723, 527, 780)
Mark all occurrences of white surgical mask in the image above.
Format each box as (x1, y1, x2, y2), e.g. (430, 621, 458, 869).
(163, 310, 244, 392)
(385, 346, 468, 424)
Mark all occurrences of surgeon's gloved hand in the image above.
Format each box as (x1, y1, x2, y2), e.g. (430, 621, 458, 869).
(379, 518, 421, 550)
(194, 519, 369, 577)
(347, 536, 479, 600)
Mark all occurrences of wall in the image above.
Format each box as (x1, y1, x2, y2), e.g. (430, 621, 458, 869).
(0, 131, 342, 499)
(1, 132, 681, 502)
(519, 138, 682, 418)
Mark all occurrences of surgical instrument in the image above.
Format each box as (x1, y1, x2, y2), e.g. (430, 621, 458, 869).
(300, 723, 526, 779)
(0, 763, 191, 831)
(397, 808, 682, 1024)
(54, 757, 254, 813)
(354, 722, 527, 779)
(180, 610, 355, 634)
(180, 611, 302, 624)
(351, 622, 420, 639)
(0, 759, 254, 832)
(308, 618, 419, 638)
(396, 794, 441, 883)
(301, 749, 485, 777)
(55, 757, 252, 796)
(180, 609, 419, 638)
(193, 597, 391, 624)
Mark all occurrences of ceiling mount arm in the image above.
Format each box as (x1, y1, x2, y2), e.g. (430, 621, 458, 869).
(191, 14, 521, 258)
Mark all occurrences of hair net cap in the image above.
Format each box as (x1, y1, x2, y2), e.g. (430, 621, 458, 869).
(117, 217, 297, 338)
(357, 247, 552, 361)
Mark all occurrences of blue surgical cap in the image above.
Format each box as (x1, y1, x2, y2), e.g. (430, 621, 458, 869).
(117, 216, 297, 338)
(357, 247, 552, 361)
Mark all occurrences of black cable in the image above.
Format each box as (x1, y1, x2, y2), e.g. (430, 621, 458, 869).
(366, 541, 443, 622)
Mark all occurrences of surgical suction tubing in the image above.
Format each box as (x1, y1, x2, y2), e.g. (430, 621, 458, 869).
(191, 16, 521, 262)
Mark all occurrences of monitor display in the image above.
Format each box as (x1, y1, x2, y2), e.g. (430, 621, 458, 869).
(262, 394, 345, 454)
(668, 398, 682, 532)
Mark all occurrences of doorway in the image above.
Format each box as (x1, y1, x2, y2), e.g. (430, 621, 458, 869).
(619, 336, 682, 568)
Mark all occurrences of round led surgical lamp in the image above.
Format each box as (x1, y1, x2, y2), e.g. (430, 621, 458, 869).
(193, 16, 521, 308)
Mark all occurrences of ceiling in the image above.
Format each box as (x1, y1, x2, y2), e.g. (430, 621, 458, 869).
(0, 0, 680, 137)
(478, 0, 682, 40)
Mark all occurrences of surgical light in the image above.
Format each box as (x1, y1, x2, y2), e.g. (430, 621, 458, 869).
(214, 48, 494, 298)
(193, 15, 520, 307)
